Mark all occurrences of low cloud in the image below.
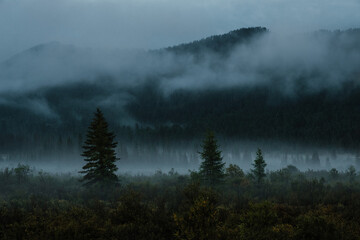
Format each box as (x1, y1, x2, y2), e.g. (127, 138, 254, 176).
(0, 29, 360, 95)
(0, 28, 359, 123)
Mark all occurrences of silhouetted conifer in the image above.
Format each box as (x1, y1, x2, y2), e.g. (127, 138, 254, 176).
(251, 148, 267, 184)
(79, 108, 119, 186)
(199, 131, 225, 185)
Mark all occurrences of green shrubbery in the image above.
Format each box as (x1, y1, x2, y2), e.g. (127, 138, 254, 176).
(1, 165, 360, 239)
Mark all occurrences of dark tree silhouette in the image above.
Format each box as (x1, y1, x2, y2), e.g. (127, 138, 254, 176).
(251, 148, 267, 184)
(199, 131, 225, 185)
(79, 108, 119, 186)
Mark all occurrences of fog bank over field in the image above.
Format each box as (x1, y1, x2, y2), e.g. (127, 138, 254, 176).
(1, 139, 359, 175)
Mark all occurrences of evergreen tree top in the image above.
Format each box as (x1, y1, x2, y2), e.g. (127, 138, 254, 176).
(199, 131, 225, 185)
(200, 131, 222, 159)
(79, 108, 119, 186)
(251, 148, 267, 184)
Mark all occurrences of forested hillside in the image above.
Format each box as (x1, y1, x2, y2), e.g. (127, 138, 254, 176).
(0, 27, 360, 163)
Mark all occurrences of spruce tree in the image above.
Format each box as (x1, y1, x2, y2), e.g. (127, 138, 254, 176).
(251, 148, 267, 184)
(199, 131, 225, 185)
(79, 108, 119, 186)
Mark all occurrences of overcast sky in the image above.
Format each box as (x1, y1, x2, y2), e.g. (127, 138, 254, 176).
(0, 0, 359, 61)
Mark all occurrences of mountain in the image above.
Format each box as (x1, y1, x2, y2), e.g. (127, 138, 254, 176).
(0, 27, 360, 161)
(3, 42, 77, 66)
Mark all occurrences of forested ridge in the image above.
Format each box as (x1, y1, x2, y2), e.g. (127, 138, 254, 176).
(164, 27, 267, 56)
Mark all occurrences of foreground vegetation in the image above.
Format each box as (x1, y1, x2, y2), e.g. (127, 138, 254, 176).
(1, 164, 360, 240)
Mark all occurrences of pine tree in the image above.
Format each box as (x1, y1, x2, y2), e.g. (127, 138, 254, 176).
(79, 108, 119, 186)
(199, 131, 225, 185)
(251, 148, 267, 184)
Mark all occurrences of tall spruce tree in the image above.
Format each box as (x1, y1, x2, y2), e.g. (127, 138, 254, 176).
(79, 108, 119, 186)
(251, 148, 267, 184)
(199, 131, 225, 185)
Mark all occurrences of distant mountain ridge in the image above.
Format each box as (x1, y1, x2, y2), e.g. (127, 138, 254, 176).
(5, 26, 360, 65)
(2, 42, 79, 67)
(164, 27, 268, 55)
(2, 27, 268, 66)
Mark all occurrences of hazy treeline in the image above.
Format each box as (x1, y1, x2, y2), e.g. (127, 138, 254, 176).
(1, 127, 360, 173)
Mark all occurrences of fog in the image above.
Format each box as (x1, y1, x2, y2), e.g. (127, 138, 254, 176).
(0, 29, 359, 99)
(0, 29, 360, 92)
(0, 141, 358, 175)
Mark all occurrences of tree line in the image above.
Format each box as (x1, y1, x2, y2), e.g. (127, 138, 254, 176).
(1, 108, 360, 239)
(79, 108, 268, 187)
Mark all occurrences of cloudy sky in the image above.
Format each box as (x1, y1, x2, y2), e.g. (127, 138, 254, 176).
(0, 0, 359, 61)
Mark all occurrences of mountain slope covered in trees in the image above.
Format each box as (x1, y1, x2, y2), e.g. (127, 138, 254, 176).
(0, 27, 360, 160)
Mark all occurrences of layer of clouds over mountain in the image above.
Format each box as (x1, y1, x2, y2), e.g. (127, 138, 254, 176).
(2, 29, 359, 95)
(0, 28, 358, 124)
(0, 0, 359, 121)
